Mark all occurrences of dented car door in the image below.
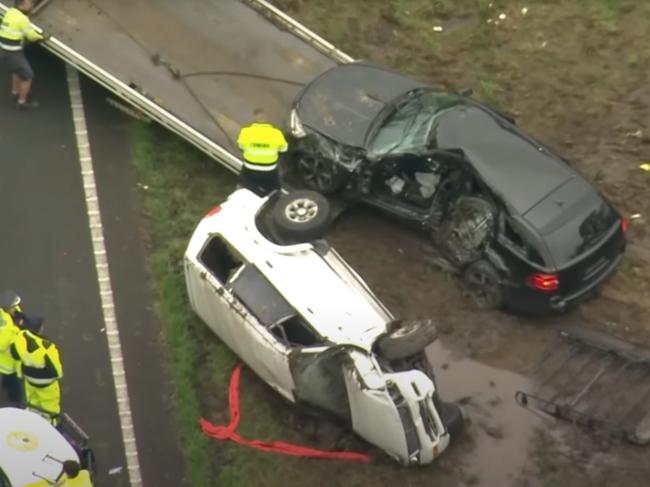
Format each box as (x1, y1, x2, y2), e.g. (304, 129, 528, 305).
(290, 346, 351, 419)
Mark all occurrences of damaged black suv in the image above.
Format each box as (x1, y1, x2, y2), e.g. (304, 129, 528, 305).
(287, 62, 626, 314)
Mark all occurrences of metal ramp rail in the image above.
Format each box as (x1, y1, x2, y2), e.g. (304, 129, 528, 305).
(0, 0, 353, 174)
(517, 326, 650, 445)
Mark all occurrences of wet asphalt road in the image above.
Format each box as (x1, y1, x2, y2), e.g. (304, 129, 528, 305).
(0, 47, 185, 486)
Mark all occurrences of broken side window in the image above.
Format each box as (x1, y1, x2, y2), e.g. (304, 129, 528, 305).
(228, 266, 323, 347)
(229, 265, 295, 327)
(270, 315, 322, 347)
(501, 217, 545, 266)
(199, 235, 244, 283)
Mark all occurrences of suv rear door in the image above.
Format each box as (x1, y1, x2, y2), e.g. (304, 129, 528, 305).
(524, 178, 624, 289)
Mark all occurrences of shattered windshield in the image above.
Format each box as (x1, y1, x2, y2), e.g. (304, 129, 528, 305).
(366, 91, 460, 158)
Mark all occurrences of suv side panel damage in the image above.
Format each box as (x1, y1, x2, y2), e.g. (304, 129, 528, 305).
(288, 62, 626, 314)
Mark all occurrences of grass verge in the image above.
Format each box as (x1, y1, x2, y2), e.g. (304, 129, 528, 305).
(130, 122, 319, 487)
(130, 121, 236, 486)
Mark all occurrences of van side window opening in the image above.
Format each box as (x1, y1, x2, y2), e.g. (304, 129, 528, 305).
(199, 235, 244, 283)
(271, 316, 321, 347)
(227, 265, 324, 347)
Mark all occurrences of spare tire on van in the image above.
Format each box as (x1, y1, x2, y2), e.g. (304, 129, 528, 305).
(377, 319, 439, 360)
(271, 190, 332, 242)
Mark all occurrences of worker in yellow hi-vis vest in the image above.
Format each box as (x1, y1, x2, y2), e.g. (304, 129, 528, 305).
(54, 460, 94, 487)
(0, 290, 24, 404)
(11, 315, 63, 425)
(0, 0, 50, 109)
(22, 460, 94, 487)
(237, 108, 288, 196)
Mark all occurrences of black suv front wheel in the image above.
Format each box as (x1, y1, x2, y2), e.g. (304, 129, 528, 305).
(295, 151, 347, 195)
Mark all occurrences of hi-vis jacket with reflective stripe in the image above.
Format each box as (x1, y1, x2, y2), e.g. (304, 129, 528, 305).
(237, 122, 288, 171)
(54, 470, 95, 487)
(0, 310, 20, 375)
(0, 7, 43, 51)
(11, 329, 63, 385)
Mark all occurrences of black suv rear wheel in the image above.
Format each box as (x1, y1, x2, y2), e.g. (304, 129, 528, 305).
(463, 260, 505, 310)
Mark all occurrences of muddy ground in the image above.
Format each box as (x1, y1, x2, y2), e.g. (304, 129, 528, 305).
(266, 0, 650, 486)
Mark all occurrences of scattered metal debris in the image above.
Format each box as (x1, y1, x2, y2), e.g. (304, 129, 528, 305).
(517, 326, 650, 445)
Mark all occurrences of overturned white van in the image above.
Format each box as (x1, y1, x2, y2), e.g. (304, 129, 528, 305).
(184, 189, 463, 465)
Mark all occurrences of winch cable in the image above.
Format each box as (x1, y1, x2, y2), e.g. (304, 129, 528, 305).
(199, 363, 372, 463)
(83, 0, 306, 154)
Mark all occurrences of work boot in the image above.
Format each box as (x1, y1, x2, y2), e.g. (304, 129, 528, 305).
(15, 99, 40, 110)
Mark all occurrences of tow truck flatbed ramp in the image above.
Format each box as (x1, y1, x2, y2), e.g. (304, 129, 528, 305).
(517, 326, 650, 445)
(0, 0, 349, 172)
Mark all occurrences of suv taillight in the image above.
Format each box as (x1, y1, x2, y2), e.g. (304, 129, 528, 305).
(527, 272, 559, 292)
(621, 217, 629, 233)
(204, 205, 221, 218)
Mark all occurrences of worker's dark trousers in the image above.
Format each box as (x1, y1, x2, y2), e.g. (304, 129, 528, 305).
(239, 167, 280, 197)
(1, 372, 24, 405)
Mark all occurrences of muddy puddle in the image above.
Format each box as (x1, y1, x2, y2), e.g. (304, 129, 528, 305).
(427, 340, 547, 486)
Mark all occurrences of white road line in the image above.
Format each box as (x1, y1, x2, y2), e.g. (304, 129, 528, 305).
(65, 65, 144, 487)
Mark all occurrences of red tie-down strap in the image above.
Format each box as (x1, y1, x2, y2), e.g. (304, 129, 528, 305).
(199, 363, 372, 463)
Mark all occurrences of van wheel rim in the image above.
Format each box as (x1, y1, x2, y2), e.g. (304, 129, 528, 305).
(392, 321, 419, 338)
(285, 198, 319, 223)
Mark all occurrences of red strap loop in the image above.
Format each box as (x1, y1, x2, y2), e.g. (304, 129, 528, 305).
(200, 363, 371, 463)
